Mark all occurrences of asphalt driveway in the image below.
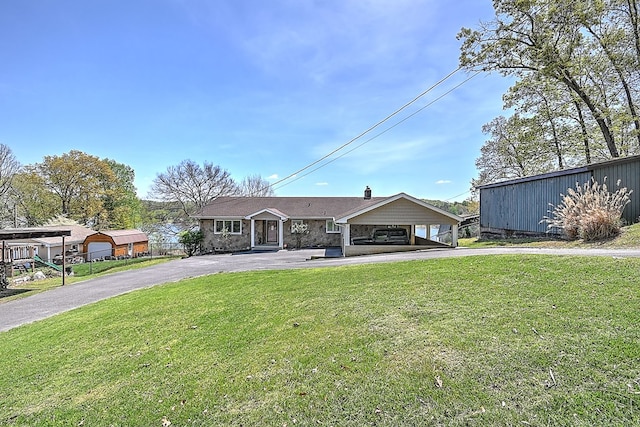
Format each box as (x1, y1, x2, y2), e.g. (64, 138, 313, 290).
(2, 246, 640, 332)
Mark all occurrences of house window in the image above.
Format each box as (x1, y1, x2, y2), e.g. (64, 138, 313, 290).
(291, 219, 304, 232)
(326, 220, 340, 233)
(215, 219, 242, 234)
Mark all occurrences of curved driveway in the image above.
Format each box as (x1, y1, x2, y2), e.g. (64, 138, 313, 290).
(2, 246, 640, 332)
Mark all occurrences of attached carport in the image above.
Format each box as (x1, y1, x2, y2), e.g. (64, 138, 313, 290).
(335, 193, 462, 257)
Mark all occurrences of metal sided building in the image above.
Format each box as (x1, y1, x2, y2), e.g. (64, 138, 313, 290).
(478, 155, 640, 238)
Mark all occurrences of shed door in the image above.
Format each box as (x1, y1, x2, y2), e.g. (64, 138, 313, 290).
(88, 242, 112, 261)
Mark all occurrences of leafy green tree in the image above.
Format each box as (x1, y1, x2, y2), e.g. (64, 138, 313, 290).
(11, 168, 58, 227)
(103, 159, 142, 229)
(35, 150, 117, 226)
(458, 0, 623, 157)
(473, 115, 553, 187)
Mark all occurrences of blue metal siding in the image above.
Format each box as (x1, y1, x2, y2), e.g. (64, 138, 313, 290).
(480, 172, 591, 235)
(592, 162, 640, 224)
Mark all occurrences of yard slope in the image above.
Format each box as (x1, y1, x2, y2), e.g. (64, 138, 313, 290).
(1, 255, 639, 426)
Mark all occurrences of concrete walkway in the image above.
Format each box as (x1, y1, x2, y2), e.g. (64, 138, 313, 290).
(2, 246, 640, 332)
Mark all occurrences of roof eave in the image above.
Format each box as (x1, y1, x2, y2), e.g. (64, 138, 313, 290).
(336, 193, 463, 223)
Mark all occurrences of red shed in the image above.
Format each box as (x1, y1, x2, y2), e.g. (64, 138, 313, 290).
(83, 230, 149, 261)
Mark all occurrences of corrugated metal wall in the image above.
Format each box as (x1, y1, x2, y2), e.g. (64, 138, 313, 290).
(592, 161, 640, 225)
(479, 156, 640, 236)
(480, 172, 591, 236)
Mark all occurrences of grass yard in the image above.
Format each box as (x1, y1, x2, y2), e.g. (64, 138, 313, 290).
(1, 255, 639, 426)
(459, 222, 640, 249)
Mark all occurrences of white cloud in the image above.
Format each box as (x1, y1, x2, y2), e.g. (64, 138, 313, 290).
(217, 0, 442, 85)
(315, 182, 329, 186)
(436, 180, 452, 185)
(267, 174, 279, 180)
(331, 138, 432, 174)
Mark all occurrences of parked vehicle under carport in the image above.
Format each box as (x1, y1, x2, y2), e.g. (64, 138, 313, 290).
(351, 228, 410, 245)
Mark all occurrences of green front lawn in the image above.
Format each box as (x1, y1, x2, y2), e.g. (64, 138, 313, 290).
(460, 222, 640, 248)
(1, 255, 639, 426)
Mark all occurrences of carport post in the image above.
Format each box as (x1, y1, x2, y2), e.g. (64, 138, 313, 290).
(451, 224, 459, 247)
(62, 235, 66, 286)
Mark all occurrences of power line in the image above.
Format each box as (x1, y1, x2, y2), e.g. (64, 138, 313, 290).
(272, 70, 481, 191)
(268, 67, 463, 189)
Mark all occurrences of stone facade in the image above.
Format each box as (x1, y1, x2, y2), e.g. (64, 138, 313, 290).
(283, 219, 341, 248)
(200, 218, 342, 253)
(200, 219, 252, 253)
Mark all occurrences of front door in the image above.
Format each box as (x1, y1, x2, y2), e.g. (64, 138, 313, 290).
(266, 220, 278, 244)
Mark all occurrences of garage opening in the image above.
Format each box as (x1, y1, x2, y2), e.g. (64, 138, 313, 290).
(87, 242, 112, 261)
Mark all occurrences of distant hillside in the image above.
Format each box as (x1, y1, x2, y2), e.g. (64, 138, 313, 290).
(424, 199, 478, 216)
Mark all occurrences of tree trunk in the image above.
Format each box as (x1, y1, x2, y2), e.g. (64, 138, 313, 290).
(543, 98, 564, 169)
(585, 24, 640, 149)
(558, 71, 619, 157)
(573, 100, 592, 164)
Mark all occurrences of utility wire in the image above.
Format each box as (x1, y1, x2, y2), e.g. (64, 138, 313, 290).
(207, 66, 475, 206)
(272, 70, 481, 191)
(267, 67, 463, 189)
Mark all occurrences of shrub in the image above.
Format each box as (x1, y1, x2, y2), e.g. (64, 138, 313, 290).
(179, 229, 204, 257)
(543, 177, 632, 241)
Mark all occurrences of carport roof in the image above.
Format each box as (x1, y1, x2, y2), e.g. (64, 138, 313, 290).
(335, 193, 463, 224)
(0, 228, 72, 240)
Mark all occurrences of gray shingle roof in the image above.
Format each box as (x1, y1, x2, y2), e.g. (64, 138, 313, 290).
(194, 197, 387, 219)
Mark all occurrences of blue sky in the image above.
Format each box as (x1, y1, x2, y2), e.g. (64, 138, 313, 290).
(1, 0, 510, 201)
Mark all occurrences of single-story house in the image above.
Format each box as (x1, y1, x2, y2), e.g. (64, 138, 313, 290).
(478, 154, 640, 238)
(6, 224, 96, 263)
(193, 188, 462, 256)
(83, 230, 149, 261)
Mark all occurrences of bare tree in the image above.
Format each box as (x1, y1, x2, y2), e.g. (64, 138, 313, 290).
(239, 174, 275, 196)
(0, 144, 20, 198)
(149, 160, 238, 220)
(0, 144, 21, 226)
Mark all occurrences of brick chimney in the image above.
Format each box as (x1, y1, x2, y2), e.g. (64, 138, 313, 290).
(364, 186, 372, 200)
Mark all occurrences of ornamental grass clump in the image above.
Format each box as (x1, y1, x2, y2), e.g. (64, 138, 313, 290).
(544, 177, 632, 241)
